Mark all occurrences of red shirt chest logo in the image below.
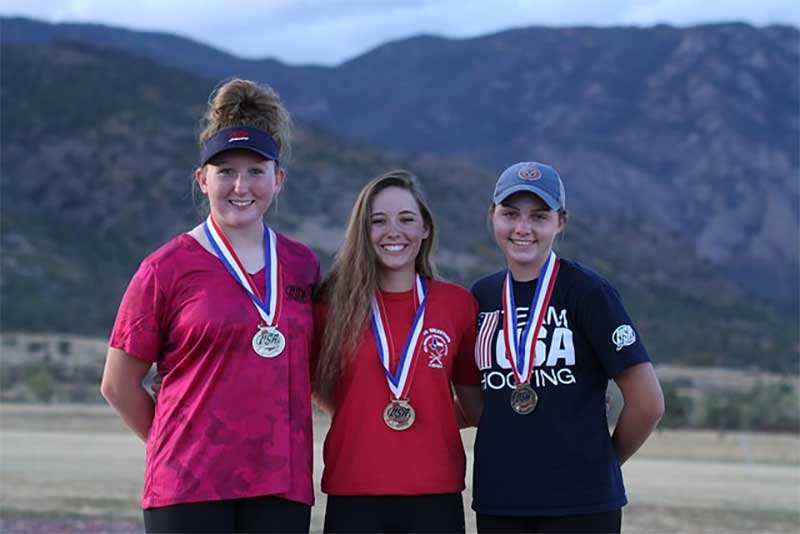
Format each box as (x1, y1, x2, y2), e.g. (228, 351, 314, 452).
(422, 327, 451, 368)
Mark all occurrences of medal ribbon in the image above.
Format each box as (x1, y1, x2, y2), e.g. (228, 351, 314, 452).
(370, 274, 427, 399)
(502, 251, 560, 385)
(203, 215, 282, 326)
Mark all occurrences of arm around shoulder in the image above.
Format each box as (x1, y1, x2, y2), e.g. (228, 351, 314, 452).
(611, 362, 664, 466)
(100, 348, 156, 442)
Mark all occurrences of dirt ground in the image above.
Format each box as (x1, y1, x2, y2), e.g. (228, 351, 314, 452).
(1, 404, 798, 533)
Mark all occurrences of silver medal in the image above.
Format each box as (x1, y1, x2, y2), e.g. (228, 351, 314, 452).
(252, 325, 285, 358)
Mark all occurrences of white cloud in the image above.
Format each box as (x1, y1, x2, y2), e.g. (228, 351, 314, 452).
(2, 0, 798, 65)
(618, 0, 800, 26)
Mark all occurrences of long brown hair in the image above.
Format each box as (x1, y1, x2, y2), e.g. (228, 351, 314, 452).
(314, 170, 438, 407)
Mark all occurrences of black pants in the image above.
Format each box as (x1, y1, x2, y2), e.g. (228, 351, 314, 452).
(143, 495, 311, 533)
(476, 509, 621, 533)
(324, 493, 465, 533)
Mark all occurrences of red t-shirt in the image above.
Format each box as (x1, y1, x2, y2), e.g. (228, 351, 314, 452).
(316, 279, 480, 495)
(110, 233, 319, 509)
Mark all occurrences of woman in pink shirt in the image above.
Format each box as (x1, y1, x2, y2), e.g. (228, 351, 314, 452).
(101, 78, 319, 533)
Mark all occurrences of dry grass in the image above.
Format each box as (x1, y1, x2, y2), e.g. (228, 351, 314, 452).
(1, 404, 798, 533)
(637, 427, 800, 464)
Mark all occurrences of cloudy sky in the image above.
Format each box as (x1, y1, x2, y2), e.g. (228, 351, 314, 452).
(2, 0, 798, 65)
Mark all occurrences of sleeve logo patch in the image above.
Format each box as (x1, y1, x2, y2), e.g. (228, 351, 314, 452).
(612, 325, 636, 351)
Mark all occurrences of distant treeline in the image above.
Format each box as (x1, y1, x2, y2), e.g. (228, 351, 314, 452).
(2, 335, 798, 434)
(658, 381, 799, 433)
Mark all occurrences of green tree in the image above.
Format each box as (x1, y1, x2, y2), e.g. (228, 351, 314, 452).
(27, 368, 54, 402)
(659, 382, 694, 428)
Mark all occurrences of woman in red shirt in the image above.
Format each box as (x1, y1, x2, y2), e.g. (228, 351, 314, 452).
(313, 170, 483, 533)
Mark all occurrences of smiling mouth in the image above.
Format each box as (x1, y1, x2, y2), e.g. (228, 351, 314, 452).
(229, 199, 256, 207)
(381, 244, 408, 252)
(509, 238, 534, 246)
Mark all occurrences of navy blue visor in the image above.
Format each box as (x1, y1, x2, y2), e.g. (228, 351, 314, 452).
(200, 126, 279, 167)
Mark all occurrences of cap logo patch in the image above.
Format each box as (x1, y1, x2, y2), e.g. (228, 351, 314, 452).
(228, 130, 251, 143)
(518, 165, 542, 181)
(612, 325, 636, 351)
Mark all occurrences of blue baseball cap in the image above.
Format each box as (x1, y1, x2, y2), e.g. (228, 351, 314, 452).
(493, 161, 565, 210)
(200, 126, 280, 167)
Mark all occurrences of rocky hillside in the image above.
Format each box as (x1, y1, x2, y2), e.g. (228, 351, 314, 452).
(1, 39, 797, 371)
(3, 18, 797, 303)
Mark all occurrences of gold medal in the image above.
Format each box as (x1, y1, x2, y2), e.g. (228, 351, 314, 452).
(252, 325, 285, 358)
(383, 399, 416, 431)
(510, 382, 538, 415)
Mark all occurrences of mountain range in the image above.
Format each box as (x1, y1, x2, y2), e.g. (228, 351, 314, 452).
(1, 17, 798, 372)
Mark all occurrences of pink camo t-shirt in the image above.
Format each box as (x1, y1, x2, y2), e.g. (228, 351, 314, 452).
(110, 232, 319, 509)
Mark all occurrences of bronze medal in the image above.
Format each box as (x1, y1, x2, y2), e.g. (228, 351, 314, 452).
(383, 399, 416, 431)
(510, 382, 538, 415)
(252, 325, 285, 358)
(501, 253, 559, 415)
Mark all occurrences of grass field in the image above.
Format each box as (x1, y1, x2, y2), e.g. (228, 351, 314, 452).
(1, 404, 799, 533)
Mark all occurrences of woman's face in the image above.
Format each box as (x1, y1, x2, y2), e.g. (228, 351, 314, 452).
(369, 186, 429, 277)
(491, 192, 564, 277)
(195, 149, 285, 233)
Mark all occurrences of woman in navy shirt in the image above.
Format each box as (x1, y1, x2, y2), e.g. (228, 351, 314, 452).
(470, 162, 665, 533)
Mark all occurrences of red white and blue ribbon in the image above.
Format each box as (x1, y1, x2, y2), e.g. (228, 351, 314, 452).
(203, 215, 282, 327)
(502, 252, 560, 385)
(371, 274, 427, 399)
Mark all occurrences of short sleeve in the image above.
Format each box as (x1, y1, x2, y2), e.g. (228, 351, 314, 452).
(577, 281, 651, 377)
(452, 293, 481, 386)
(108, 261, 166, 363)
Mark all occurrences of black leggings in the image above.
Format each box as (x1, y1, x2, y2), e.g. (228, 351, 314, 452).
(324, 493, 465, 533)
(477, 509, 621, 533)
(143, 494, 311, 533)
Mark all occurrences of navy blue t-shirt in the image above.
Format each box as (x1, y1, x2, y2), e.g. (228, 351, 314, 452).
(470, 259, 651, 516)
